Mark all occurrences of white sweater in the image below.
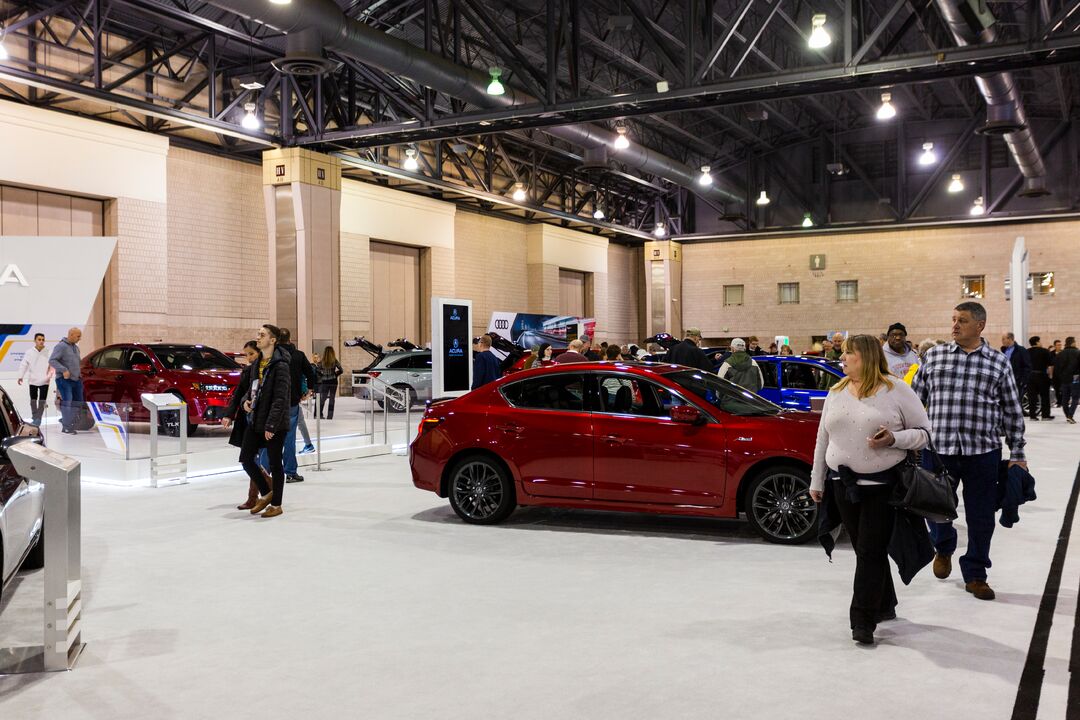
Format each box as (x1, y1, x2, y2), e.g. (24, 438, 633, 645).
(811, 381, 932, 492)
(18, 346, 54, 386)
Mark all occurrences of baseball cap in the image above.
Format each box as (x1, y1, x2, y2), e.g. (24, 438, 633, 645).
(730, 338, 746, 350)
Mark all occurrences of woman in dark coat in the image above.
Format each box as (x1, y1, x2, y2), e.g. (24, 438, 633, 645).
(226, 340, 262, 510)
(222, 325, 292, 518)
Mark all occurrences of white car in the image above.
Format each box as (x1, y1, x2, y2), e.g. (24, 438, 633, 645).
(0, 386, 44, 605)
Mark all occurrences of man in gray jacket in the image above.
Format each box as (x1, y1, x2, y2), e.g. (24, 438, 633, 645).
(49, 327, 83, 434)
(883, 323, 920, 378)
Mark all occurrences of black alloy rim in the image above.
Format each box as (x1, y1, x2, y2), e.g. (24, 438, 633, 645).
(452, 461, 504, 520)
(751, 473, 817, 540)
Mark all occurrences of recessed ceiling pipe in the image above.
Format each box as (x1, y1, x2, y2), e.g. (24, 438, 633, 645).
(934, 0, 1050, 197)
(201, 0, 743, 204)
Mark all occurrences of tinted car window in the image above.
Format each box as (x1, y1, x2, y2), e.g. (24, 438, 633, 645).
(783, 361, 840, 390)
(126, 349, 153, 369)
(502, 374, 585, 411)
(666, 370, 780, 416)
(759, 361, 779, 389)
(0, 388, 18, 436)
(93, 348, 125, 369)
(149, 345, 239, 370)
(596, 375, 688, 417)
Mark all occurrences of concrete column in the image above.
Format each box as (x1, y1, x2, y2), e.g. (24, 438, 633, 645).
(643, 240, 682, 338)
(262, 148, 341, 357)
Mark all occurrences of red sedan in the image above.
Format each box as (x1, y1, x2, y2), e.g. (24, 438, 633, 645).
(410, 362, 821, 544)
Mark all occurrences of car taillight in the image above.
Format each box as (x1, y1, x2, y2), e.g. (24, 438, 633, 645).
(418, 417, 442, 435)
(368, 371, 381, 378)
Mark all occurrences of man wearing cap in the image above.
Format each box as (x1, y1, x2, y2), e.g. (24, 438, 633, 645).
(884, 323, 920, 378)
(664, 328, 715, 372)
(718, 339, 764, 392)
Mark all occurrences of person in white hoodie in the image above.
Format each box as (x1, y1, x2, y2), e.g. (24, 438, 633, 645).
(18, 332, 55, 426)
(883, 323, 920, 378)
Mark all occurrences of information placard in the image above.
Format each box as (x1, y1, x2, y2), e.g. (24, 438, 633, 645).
(431, 298, 473, 398)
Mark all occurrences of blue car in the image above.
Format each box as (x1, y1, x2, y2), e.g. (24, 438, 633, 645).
(752, 355, 844, 411)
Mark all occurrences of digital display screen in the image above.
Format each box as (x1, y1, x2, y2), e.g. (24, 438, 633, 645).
(442, 303, 470, 392)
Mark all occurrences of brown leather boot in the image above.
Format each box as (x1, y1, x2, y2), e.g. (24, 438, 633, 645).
(237, 480, 258, 510)
(965, 580, 996, 600)
(933, 553, 952, 579)
(250, 493, 274, 515)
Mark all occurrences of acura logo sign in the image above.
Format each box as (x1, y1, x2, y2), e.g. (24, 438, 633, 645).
(0, 264, 28, 287)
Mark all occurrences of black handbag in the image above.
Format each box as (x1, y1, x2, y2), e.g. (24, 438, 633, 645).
(891, 430, 959, 524)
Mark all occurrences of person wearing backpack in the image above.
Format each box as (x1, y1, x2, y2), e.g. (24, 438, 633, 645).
(718, 338, 764, 392)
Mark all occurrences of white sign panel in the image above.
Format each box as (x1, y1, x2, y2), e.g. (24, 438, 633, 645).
(0, 236, 116, 324)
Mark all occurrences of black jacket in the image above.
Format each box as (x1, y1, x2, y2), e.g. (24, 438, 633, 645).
(1029, 346, 1053, 375)
(665, 339, 714, 372)
(1053, 346, 1080, 384)
(316, 361, 343, 386)
(224, 348, 291, 434)
(281, 343, 317, 407)
(472, 350, 502, 389)
(997, 461, 1036, 528)
(225, 362, 259, 447)
(1003, 344, 1032, 388)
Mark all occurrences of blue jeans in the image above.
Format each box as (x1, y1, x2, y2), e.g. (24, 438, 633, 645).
(925, 449, 1001, 583)
(282, 405, 300, 475)
(55, 377, 84, 431)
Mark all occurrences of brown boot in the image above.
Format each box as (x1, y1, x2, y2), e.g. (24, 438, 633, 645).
(261, 505, 283, 518)
(237, 480, 258, 510)
(965, 580, 996, 600)
(250, 493, 274, 515)
(933, 553, 952, 579)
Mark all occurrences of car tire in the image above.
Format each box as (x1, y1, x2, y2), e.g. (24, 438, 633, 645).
(387, 384, 414, 413)
(21, 522, 44, 570)
(447, 454, 516, 525)
(745, 465, 818, 545)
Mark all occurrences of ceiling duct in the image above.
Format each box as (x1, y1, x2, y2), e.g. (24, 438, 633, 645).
(934, 0, 1050, 197)
(271, 27, 341, 76)
(202, 0, 742, 205)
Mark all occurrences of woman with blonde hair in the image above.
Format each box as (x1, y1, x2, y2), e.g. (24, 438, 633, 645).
(810, 334, 932, 646)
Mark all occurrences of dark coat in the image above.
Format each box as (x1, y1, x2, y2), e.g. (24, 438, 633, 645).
(281, 342, 317, 407)
(472, 350, 502, 389)
(1029, 346, 1053, 375)
(553, 351, 589, 364)
(1053, 346, 1080, 384)
(1003, 344, 1032, 388)
(317, 361, 343, 386)
(230, 347, 291, 434)
(997, 461, 1036, 528)
(224, 362, 259, 447)
(665, 339, 714, 372)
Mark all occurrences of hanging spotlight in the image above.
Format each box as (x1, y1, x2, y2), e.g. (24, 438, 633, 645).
(268, 0, 292, 5)
(802, 213, 814, 228)
(919, 142, 936, 166)
(948, 173, 964, 193)
(698, 166, 713, 186)
(808, 14, 831, 49)
(653, 222, 666, 237)
(403, 147, 419, 172)
(613, 123, 631, 150)
(756, 190, 771, 206)
(876, 92, 896, 120)
(241, 102, 260, 130)
(593, 206, 606, 220)
(486, 68, 505, 96)
(970, 196, 985, 215)
(511, 182, 527, 202)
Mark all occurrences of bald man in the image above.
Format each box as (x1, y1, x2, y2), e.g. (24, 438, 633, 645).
(49, 327, 84, 434)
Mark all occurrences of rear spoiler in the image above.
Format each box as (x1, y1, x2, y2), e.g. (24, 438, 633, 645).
(644, 333, 678, 350)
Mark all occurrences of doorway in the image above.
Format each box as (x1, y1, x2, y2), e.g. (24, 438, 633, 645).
(370, 241, 421, 345)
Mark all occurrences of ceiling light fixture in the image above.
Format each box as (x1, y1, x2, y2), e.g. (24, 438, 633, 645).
(808, 14, 831, 49)
(268, 0, 292, 5)
(802, 213, 814, 228)
(948, 173, 964, 193)
(593, 206, 606, 220)
(653, 222, 666, 237)
(698, 166, 713, 186)
(239, 80, 266, 91)
(756, 190, 771, 206)
(876, 92, 896, 120)
(613, 123, 630, 150)
(486, 67, 505, 96)
(919, 142, 936, 166)
(970, 196, 985, 215)
(241, 102, 260, 130)
(403, 147, 419, 172)
(0, 29, 9, 61)
(511, 182, 527, 202)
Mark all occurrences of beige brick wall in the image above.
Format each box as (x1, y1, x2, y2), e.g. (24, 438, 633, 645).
(453, 210, 527, 336)
(111, 196, 168, 339)
(605, 244, 642, 344)
(339, 231, 372, 380)
(682, 220, 1080, 350)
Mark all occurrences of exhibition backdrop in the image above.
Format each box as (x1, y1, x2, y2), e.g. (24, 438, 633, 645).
(487, 312, 596, 350)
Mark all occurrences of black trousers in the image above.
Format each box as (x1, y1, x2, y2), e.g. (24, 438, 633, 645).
(317, 382, 337, 419)
(1028, 374, 1052, 419)
(834, 482, 898, 630)
(239, 426, 286, 506)
(28, 383, 48, 425)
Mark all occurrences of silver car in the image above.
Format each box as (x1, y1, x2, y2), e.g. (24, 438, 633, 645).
(369, 350, 432, 411)
(0, 387, 44, 605)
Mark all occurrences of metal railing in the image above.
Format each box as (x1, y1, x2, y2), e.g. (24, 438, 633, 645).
(352, 373, 412, 453)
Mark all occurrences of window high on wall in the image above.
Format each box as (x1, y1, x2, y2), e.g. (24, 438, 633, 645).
(836, 280, 858, 303)
(1031, 271, 1055, 296)
(777, 282, 800, 305)
(724, 285, 744, 306)
(961, 275, 985, 299)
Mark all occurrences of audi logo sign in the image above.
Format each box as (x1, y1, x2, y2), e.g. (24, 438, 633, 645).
(494, 319, 510, 330)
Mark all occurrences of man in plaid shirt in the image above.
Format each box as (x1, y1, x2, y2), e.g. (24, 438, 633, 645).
(913, 301, 1028, 601)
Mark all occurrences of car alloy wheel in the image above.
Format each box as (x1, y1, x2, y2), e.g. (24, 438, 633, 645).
(387, 384, 413, 413)
(448, 456, 515, 524)
(747, 467, 817, 544)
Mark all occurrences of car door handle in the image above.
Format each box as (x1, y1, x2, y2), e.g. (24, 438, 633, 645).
(602, 434, 627, 445)
(495, 423, 523, 434)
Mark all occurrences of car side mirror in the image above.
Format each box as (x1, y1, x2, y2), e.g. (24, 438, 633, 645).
(671, 405, 705, 425)
(131, 363, 155, 374)
(0, 435, 42, 463)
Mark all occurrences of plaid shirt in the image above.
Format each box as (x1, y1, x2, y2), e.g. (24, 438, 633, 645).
(912, 339, 1026, 461)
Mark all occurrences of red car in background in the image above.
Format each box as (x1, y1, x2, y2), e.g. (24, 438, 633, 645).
(81, 343, 242, 435)
(410, 362, 821, 544)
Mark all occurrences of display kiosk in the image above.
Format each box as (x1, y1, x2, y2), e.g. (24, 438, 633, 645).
(141, 393, 189, 487)
(431, 298, 473, 399)
(0, 441, 85, 674)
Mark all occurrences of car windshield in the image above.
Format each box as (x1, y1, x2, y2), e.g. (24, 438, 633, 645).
(149, 345, 239, 371)
(665, 370, 781, 417)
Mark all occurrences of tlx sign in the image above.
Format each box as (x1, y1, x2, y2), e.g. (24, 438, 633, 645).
(0, 264, 28, 287)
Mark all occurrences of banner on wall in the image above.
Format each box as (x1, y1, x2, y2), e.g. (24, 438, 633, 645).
(487, 313, 597, 350)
